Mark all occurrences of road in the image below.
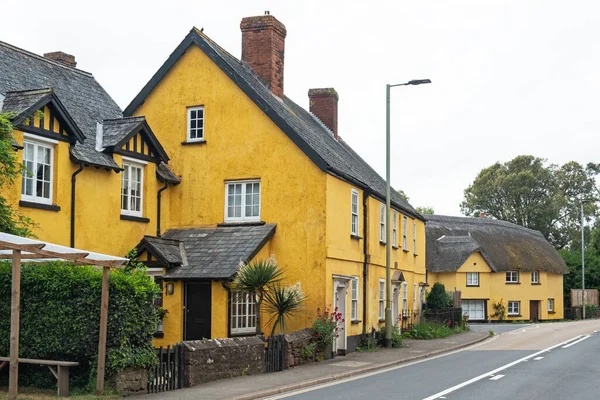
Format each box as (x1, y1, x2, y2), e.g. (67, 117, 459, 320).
(262, 320, 600, 400)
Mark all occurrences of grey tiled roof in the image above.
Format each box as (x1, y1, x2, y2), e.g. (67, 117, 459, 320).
(124, 29, 422, 219)
(101, 116, 146, 147)
(161, 224, 276, 279)
(1, 88, 53, 117)
(138, 236, 183, 265)
(0, 40, 122, 169)
(426, 215, 568, 274)
(156, 162, 181, 185)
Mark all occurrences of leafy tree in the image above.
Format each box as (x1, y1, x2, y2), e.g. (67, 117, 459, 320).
(461, 155, 599, 248)
(0, 112, 35, 236)
(426, 282, 452, 310)
(416, 206, 435, 215)
(397, 189, 409, 202)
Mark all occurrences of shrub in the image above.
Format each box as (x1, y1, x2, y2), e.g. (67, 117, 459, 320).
(585, 304, 598, 319)
(405, 321, 454, 340)
(491, 299, 507, 321)
(356, 335, 379, 352)
(312, 307, 344, 349)
(299, 342, 317, 360)
(0, 261, 159, 388)
(426, 283, 452, 310)
(376, 325, 403, 348)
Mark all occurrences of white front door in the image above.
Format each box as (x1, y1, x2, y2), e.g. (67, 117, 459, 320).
(392, 286, 400, 326)
(333, 278, 349, 354)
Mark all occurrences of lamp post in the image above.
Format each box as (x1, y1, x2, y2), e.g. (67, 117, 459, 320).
(581, 201, 587, 320)
(385, 79, 431, 347)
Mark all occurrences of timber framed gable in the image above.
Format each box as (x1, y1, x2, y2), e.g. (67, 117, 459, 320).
(101, 117, 169, 164)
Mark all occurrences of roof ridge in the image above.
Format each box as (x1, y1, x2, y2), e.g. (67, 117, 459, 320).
(308, 111, 335, 138)
(429, 214, 545, 237)
(103, 116, 145, 123)
(0, 40, 93, 77)
(5, 87, 54, 95)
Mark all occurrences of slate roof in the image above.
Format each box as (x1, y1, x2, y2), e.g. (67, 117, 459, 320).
(1, 88, 53, 117)
(101, 116, 146, 148)
(426, 215, 568, 274)
(152, 224, 276, 279)
(0, 40, 120, 169)
(124, 28, 422, 220)
(157, 162, 181, 185)
(137, 236, 183, 266)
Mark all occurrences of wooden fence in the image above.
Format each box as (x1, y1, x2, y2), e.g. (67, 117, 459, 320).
(571, 289, 599, 307)
(422, 308, 464, 327)
(265, 334, 285, 373)
(147, 344, 185, 394)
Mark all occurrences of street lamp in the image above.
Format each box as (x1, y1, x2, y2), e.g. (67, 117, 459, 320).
(581, 200, 590, 320)
(385, 78, 431, 347)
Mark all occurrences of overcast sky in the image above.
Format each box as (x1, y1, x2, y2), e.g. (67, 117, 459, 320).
(2, 1, 598, 215)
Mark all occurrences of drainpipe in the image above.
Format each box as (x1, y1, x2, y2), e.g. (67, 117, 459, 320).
(156, 182, 169, 237)
(221, 280, 231, 337)
(70, 165, 84, 248)
(362, 190, 370, 335)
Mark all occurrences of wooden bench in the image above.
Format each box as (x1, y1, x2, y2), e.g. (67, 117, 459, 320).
(0, 357, 79, 397)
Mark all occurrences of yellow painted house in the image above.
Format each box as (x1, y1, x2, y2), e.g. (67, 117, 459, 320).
(124, 14, 427, 352)
(426, 215, 567, 321)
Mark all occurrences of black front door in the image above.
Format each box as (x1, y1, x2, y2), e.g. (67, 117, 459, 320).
(184, 282, 212, 340)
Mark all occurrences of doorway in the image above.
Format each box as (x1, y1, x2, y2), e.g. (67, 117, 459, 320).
(333, 277, 350, 355)
(530, 300, 539, 322)
(184, 282, 212, 340)
(392, 285, 400, 326)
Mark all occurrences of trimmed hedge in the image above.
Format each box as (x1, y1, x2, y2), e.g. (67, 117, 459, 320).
(0, 261, 159, 388)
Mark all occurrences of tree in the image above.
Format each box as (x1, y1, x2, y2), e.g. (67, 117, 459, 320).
(461, 155, 599, 249)
(416, 206, 435, 215)
(426, 282, 452, 310)
(263, 282, 306, 336)
(0, 112, 35, 236)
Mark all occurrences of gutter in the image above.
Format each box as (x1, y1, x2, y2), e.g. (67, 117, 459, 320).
(362, 190, 370, 335)
(156, 182, 169, 237)
(70, 165, 84, 247)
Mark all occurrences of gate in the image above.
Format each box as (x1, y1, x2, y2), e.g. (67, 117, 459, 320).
(147, 344, 185, 393)
(265, 334, 285, 373)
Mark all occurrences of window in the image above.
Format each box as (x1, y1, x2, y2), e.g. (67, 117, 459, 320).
(380, 203, 386, 242)
(351, 189, 359, 236)
(402, 216, 408, 250)
(531, 270, 539, 284)
(402, 282, 408, 315)
(508, 301, 520, 316)
(21, 139, 54, 204)
(413, 222, 417, 254)
(462, 300, 485, 321)
(379, 279, 385, 320)
(466, 272, 479, 286)
(392, 211, 398, 246)
(225, 180, 260, 222)
(351, 277, 359, 321)
(121, 161, 144, 217)
(230, 292, 256, 334)
(506, 270, 519, 283)
(548, 298, 554, 312)
(413, 283, 417, 311)
(187, 106, 204, 141)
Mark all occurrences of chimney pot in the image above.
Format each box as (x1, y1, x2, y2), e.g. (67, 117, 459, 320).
(308, 88, 339, 139)
(240, 14, 287, 98)
(43, 51, 77, 68)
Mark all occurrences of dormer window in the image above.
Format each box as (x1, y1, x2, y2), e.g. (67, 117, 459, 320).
(187, 106, 204, 142)
(21, 136, 55, 205)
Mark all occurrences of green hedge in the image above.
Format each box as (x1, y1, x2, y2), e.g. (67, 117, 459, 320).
(0, 261, 159, 388)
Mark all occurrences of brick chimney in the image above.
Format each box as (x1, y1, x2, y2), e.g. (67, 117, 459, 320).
(240, 12, 287, 98)
(308, 88, 339, 139)
(43, 51, 77, 68)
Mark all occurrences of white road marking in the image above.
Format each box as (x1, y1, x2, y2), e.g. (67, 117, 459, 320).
(262, 335, 499, 399)
(489, 374, 505, 380)
(533, 357, 544, 360)
(562, 335, 590, 348)
(422, 335, 585, 400)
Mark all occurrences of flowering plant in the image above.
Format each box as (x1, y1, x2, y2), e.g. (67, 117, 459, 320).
(312, 306, 344, 348)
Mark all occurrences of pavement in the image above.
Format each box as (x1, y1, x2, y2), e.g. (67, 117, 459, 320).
(135, 330, 489, 400)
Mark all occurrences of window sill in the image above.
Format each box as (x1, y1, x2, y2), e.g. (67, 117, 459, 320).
(351, 320, 362, 325)
(403, 249, 409, 253)
(153, 331, 165, 338)
(548, 311, 556, 314)
(378, 319, 385, 323)
(505, 282, 521, 285)
(350, 234, 362, 240)
(19, 200, 60, 212)
(507, 314, 522, 317)
(181, 139, 206, 146)
(380, 241, 386, 246)
(414, 253, 418, 257)
(230, 332, 257, 338)
(466, 284, 480, 287)
(531, 283, 541, 285)
(120, 215, 150, 223)
(218, 221, 266, 227)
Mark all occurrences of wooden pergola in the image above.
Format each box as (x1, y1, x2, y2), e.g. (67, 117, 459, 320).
(0, 233, 127, 399)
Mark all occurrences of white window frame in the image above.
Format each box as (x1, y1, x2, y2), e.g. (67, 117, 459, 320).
(224, 180, 261, 222)
(466, 272, 479, 286)
(121, 160, 145, 217)
(548, 298, 554, 312)
(413, 283, 417, 311)
(351, 189, 359, 236)
(506, 270, 519, 283)
(402, 216, 408, 250)
(508, 301, 520, 316)
(187, 106, 205, 142)
(402, 282, 408, 316)
(21, 136, 56, 205)
(351, 277, 359, 321)
(392, 210, 398, 247)
(380, 203, 386, 243)
(413, 222, 417, 254)
(230, 292, 256, 334)
(531, 270, 539, 284)
(379, 279, 385, 320)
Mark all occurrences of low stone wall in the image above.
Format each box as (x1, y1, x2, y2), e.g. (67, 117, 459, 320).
(109, 367, 148, 396)
(284, 328, 314, 368)
(183, 336, 264, 386)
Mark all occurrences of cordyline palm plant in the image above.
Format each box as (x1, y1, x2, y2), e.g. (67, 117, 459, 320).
(263, 282, 306, 337)
(230, 257, 284, 335)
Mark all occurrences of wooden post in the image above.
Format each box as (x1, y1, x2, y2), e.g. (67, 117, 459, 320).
(8, 249, 21, 400)
(96, 266, 110, 396)
(57, 365, 69, 397)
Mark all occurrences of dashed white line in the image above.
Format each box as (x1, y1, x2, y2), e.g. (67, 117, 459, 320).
(562, 335, 590, 348)
(489, 374, 505, 381)
(533, 357, 544, 361)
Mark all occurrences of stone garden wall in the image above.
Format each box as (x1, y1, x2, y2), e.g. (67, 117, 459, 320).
(284, 328, 314, 368)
